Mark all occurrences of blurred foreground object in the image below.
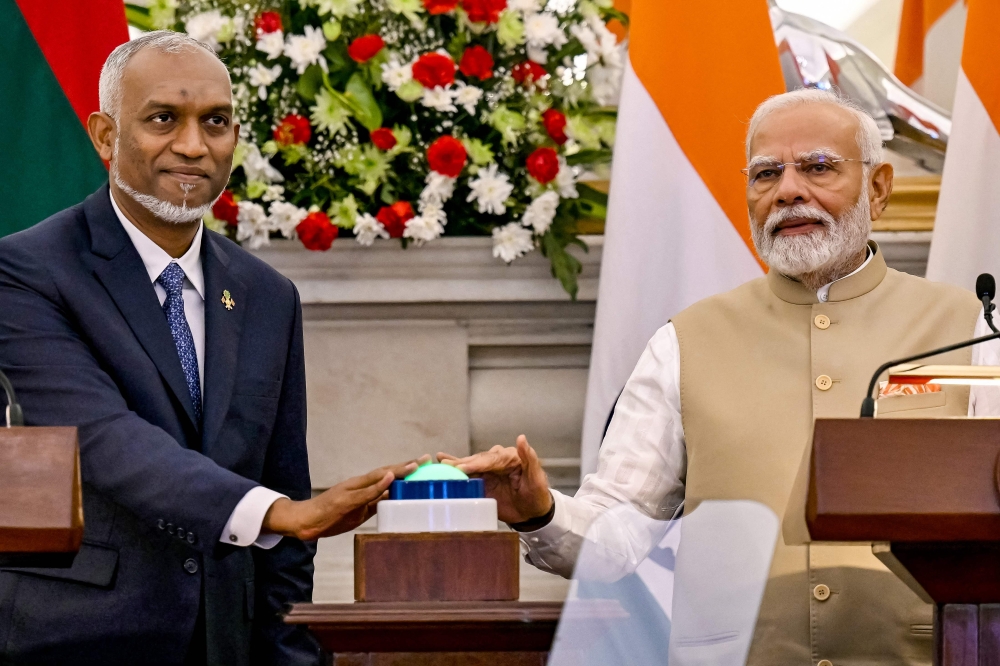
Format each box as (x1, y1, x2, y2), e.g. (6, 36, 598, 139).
(0, 0, 127, 237)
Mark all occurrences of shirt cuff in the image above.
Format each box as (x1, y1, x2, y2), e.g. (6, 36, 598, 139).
(220, 486, 288, 550)
(517, 489, 574, 545)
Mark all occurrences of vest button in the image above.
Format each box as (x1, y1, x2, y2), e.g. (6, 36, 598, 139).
(818, 661, 833, 666)
(815, 375, 833, 391)
(814, 314, 831, 329)
(813, 583, 831, 601)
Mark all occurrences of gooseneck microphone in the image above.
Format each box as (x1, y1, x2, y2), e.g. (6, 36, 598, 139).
(977, 273, 998, 333)
(860, 273, 1000, 418)
(0, 367, 24, 427)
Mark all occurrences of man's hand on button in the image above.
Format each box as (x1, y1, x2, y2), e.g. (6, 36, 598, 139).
(261, 455, 429, 541)
(437, 435, 553, 524)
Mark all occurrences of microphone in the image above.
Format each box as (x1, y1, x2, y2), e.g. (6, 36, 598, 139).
(0, 367, 24, 427)
(977, 273, 998, 333)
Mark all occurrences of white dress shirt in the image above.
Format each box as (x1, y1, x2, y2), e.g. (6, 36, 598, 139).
(110, 190, 286, 549)
(521, 263, 1000, 576)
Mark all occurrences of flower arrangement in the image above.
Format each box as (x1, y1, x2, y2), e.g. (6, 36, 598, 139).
(127, 0, 626, 296)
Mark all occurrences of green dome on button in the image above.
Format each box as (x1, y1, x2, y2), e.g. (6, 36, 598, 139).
(404, 462, 469, 481)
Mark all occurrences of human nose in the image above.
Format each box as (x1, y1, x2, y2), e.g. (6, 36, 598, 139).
(171, 118, 209, 159)
(773, 163, 811, 205)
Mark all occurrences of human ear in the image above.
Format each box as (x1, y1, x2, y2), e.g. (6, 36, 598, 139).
(87, 112, 117, 163)
(867, 162, 894, 221)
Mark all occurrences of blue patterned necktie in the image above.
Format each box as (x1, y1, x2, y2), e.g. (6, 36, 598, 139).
(157, 262, 202, 426)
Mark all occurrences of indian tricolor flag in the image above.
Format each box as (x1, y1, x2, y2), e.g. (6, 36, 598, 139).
(925, 0, 1000, 287)
(0, 0, 128, 237)
(580, 0, 784, 475)
(895, 0, 967, 109)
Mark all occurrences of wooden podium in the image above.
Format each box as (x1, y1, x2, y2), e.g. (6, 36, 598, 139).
(807, 418, 1000, 666)
(0, 427, 83, 567)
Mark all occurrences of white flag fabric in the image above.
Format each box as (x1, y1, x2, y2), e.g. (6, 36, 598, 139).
(925, 0, 1000, 288)
(579, 0, 784, 477)
(895, 0, 967, 110)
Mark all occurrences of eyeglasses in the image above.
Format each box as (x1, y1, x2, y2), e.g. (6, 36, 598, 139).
(741, 155, 871, 192)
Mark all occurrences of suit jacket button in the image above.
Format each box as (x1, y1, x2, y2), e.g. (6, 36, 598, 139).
(167, 523, 175, 534)
(183, 558, 198, 574)
(187, 533, 196, 544)
(177, 528, 186, 538)
(157, 519, 165, 530)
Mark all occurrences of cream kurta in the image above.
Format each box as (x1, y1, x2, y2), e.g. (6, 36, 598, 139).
(523, 242, 990, 665)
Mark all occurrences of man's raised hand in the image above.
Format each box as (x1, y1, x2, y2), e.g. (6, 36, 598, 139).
(438, 435, 552, 525)
(262, 455, 430, 540)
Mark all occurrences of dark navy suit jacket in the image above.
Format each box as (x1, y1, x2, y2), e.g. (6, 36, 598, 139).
(0, 185, 320, 665)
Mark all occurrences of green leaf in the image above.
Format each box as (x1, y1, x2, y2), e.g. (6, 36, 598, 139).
(323, 42, 351, 72)
(343, 72, 383, 131)
(540, 232, 584, 300)
(577, 182, 609, 206)
(603, 8, 630, 26)
(565, 149, 613, 166)
(297, 64, 325, 102)
(124, 4, 155, 31)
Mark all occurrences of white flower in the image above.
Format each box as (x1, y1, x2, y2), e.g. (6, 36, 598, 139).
(403, 211, 446, 244)
(268, 201, 309, 239)
(307, 0, 362, 18)
(240, 144, 284, 184)
(588, 63, 623, 106)
(256, 31, 285, 60)
(508, 0, 541, 13)
(185, 10, 228, 50)
(452, 82, 483, 115)
(466, 164, 514, 215)
(353, 213, 389, 246)
(262, 184, 285, 202)
(381, 59, 413, 92)
(421, 86, 457, 113)
(524, 12, 567, 52)
(420, 172, 456, 205)
(236, 201, 272, 249)
(248, 63, 282, 101)
(556, 159, 579, 198)
(521, 191, 560, 234)
(492, 223, 535, 263)
(284, 25, 327, 75)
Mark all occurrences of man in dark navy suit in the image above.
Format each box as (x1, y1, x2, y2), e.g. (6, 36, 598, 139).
(0, 31, 418, 665)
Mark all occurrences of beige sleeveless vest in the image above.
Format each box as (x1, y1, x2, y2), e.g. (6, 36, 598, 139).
(672, 242, 980, 666)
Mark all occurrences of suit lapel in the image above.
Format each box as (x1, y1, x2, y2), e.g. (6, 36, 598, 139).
(201, 232, 247, 454)
(85, 187, 200, 433)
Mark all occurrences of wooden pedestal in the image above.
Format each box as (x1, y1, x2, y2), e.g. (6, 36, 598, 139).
(0, 427, 83, 567)
(354, 531, 520, 602)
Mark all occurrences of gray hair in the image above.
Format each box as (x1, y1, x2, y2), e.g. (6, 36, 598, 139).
(745, 88, 885, 166)
(98, 30, 227, 119)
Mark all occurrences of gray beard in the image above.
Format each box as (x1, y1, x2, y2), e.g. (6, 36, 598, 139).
(751, 187, 872, 291)
(111, 138, 215, 225)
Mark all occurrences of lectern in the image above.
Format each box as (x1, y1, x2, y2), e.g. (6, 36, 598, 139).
(807, 418, 1000, 666)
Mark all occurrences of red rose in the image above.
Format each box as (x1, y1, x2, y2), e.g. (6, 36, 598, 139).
(511, 61, 548, 86)
(423, 0, 459, 13)
(254, 11, 282, 36)
(426, 136, 468, 177)
(375, 201, 416, 238)
(412, 52, 456, 88)
(274, 114, 311, 146)
(347, 34, 385, 63)
(212, 190, 239, 227)
(459, 45, 494, 81)
(462, 0, 506, 23)
(296, 212, 338, 251)
(526, 147, 560, 184)
(542, 109, 568, 145)
(370, 128, 397, 151)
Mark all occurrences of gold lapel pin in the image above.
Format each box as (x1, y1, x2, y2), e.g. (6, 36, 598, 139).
(221, 289, 235, 311)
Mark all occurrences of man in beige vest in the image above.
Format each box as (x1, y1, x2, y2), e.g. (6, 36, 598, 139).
(440, 88, 1000, 665)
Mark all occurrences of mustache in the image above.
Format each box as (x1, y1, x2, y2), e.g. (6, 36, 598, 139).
(763, 204, 837, 236)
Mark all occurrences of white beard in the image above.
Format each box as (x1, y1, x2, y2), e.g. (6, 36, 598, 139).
(751, 186, 872, 281)
(111, 138, 215, 225)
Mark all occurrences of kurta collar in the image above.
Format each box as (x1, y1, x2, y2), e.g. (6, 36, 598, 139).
(767, 240, 887, 305)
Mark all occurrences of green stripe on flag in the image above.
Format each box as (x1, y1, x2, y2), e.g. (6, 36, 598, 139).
(0, 0, 107, 237)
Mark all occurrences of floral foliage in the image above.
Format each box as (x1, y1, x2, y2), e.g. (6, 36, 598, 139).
(148, 0, 626, 297)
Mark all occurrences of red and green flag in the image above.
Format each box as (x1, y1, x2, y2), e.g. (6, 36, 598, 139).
(1, 0, 128, 237)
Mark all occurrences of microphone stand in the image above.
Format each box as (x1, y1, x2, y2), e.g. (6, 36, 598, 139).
(0, 368, 23, 427)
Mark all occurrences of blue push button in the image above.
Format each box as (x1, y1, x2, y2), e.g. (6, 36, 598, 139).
(389, 478, 485, 500)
